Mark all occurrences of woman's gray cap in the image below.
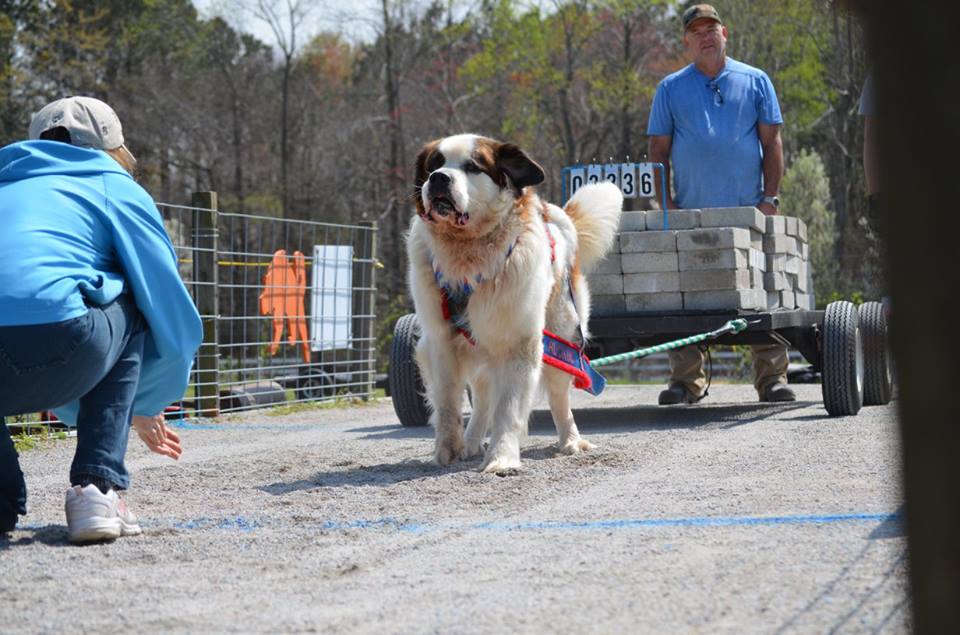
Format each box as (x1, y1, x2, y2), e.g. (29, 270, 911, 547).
(29, 96, 125, 150)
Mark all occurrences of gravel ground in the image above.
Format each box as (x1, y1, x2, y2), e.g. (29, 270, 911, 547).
(1, 384, 907, 633)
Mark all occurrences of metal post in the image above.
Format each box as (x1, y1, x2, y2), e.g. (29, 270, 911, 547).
(192, 191, 220, 417)
(359, 221, 378, 399)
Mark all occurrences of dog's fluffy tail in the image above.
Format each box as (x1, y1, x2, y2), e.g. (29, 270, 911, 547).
(563, 182, 623, 270)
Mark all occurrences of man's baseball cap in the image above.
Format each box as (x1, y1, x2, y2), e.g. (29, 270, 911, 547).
(682, 4, 722, 30)
(28, 96, 125, 151)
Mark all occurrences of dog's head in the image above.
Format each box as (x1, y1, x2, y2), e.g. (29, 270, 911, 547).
(413, 134, 545, 234)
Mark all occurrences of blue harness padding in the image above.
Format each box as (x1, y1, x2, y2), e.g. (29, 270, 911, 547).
(542, 330, 607, 396)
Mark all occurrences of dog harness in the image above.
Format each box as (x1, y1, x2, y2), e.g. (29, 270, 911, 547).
(431, 216, 606, 395)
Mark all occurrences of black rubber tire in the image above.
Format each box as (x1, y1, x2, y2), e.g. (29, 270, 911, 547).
(297, 369, 335, 401)
(389, 314, 430, 427)
(821, 301, 864, 416)
(858, 301, 893, 406)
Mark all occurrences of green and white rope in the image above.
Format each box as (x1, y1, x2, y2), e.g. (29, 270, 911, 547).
(589, 319, 750, 368)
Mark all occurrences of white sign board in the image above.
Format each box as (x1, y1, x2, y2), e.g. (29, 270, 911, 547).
(586, 164, 603, 185)
(568, 167, 585, 198)
(619, 163, 637, 198)
(603, 163, 620, 188)
(637, 162, 656, 198)
(310, 245, 353, 351)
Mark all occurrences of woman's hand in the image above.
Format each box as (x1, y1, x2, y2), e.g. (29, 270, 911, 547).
(132, 414, 182, 460)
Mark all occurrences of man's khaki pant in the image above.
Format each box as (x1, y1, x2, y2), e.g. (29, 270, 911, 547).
(668, 343, 789, 397)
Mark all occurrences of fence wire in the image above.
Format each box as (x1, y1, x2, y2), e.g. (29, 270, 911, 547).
(158, 199, 378, 416)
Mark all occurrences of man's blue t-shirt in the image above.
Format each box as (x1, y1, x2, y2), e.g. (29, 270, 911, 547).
(647, 57, 782, 209)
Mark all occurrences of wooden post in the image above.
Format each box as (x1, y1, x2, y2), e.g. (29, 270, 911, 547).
(192, 191, 219, 417)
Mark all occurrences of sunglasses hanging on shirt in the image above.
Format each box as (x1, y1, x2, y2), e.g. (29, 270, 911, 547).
(707, 81, 723, 105)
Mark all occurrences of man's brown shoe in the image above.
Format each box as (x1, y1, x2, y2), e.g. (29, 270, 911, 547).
(760, 381, 796, 402)
(659, 382, 701, 405)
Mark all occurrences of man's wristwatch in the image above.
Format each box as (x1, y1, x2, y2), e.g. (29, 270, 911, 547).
(761, 195, 780, 209)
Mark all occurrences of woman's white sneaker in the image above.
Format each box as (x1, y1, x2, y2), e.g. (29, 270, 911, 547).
(64, 484, 142, 544)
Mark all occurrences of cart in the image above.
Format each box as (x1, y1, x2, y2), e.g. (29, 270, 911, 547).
(387, 300, 893, 427)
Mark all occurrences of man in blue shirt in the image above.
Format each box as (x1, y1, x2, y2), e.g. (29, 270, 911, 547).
(0, 97, 202, 542)
(647, 4, 795, 405)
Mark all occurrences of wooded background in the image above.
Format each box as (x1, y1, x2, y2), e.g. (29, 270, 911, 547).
(0, 0, 875, 343)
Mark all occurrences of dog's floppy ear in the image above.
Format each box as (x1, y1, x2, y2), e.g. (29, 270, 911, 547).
(496, 143, 545, 192)
(414, 140, 439, 188)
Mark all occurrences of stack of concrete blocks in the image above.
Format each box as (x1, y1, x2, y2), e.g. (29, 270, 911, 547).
(587, 207, 814, 315)
(763, 215, 815, 310)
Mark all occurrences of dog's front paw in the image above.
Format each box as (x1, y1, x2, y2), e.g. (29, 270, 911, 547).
(480, 453, 521, 474)
(559, 437, 595, 455)
(460, 439, 487, 461)
(434, 435, 465, 466)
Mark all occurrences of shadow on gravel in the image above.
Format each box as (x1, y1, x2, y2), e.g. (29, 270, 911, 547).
(351, 401, 816, 441)
(869, 506, 906, 539)
(0, 524, 70, 549)
(529, 401, 813, 433)
(259, 459, 477, 494)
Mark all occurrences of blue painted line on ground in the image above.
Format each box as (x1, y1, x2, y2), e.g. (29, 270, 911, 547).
(169, 420, 318, 431)
(14, 511, 902, 535)
(156, 510, 903, 535)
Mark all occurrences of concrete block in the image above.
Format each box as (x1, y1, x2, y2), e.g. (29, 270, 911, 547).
(767, 253, 787, 272)
(795, 293, 814, 310)
(683, 288, 765, 311)
(677, 227, 751, 251)
(779, 290, 797, 309)
(802, 243, 809, 260)
(765, 215, 787, 235)
(785, 216, 799, 237)
(797, 218, 808, 242)
(624, 272, 680, 294)
(766, 291, 781, 310)
(625, 293, 683, 312)
(592, 253, 621, 274)
(764, 271, 791, 291)
(763, 234, 799, 255)
(620, 230, 677, 254)
(796, 263, 809, 292)
(784, 255, 801, 275)
(700, 206, 766, 232)
(679, 248, 748, 271)
(645, 209, 701, 230)
(620, 211, 645, 232)
(586, 273, 623, 295)
(622, 251, 678, 273)
(750, 248, 767, 272)
(750, 229, 764, 251)
(751, 267, 764, 289)
(680, 268, 751, 292)
(591, 294, 625, 316)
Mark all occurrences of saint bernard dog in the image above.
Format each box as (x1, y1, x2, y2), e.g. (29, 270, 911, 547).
(407, 134, 623, 473)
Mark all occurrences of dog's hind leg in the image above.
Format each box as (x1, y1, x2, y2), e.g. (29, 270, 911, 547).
(543, 365, 595, 455)
(417, 336, 466, 466)
(462, 373, 491, 460)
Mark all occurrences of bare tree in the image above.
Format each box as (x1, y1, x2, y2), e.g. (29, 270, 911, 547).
(250, 0, 312, 217)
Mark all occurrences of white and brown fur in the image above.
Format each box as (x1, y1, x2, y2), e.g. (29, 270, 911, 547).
(407, 134, 623, 472)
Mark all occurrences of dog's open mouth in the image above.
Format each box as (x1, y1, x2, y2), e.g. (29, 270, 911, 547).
(429, 195, 469, 226)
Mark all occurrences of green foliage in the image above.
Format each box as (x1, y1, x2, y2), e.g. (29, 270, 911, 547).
(780, 147, 835, 301)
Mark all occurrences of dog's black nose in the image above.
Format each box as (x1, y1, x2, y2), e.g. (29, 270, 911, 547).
(429, 171, 451, 187)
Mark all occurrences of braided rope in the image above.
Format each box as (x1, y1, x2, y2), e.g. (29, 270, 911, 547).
(589, 319, 749, 368)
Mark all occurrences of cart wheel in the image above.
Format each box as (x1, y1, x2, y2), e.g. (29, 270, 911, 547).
(389, 314, 430, 427)
(858, 301, 893, 406)
(821, 301, 864, 416)
(298, 369, 335, 401)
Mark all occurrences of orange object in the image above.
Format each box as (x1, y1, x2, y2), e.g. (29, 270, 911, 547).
(259, 249, 311, 363)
